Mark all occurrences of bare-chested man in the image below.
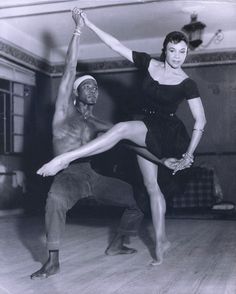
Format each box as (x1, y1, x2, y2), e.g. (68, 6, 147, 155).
(30, 8, 146, 279)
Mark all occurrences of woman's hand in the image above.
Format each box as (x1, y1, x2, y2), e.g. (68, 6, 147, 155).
(72, 7, 84, 28)
(78, 10, 89, 26)
(37, 155, 70, 177)
(172, 153, 193, 175)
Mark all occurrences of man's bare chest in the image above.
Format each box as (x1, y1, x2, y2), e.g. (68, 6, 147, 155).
(54, 114, 100, 153)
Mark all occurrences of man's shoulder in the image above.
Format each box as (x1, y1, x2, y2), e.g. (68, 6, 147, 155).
(90, 116, 112, 130)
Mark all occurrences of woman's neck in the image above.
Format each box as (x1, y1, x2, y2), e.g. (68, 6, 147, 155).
(152, 61, 186, 85)
(163, 61, 182, 74)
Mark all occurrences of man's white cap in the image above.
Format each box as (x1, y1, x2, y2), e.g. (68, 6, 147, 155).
(73, 75, 96, 96)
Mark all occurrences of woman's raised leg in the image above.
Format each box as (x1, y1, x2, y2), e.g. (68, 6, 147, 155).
(137, 155, 170, 265)
(38, 121, 148, 176)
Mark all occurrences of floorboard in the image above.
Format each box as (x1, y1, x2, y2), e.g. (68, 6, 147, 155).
(1, 214, 236, 294)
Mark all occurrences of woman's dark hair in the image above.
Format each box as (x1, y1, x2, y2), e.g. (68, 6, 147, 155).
(159, 31, 189, 61)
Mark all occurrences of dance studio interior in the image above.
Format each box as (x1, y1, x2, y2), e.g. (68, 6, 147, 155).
(0, 0, 236, 293)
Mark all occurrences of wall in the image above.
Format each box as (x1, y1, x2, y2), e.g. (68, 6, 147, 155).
(180, 64, 236, 152)
(19, 72, 54, 213)
(179, 64, 236, 202)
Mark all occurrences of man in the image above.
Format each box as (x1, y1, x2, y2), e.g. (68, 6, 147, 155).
(31, 8, 144, 279)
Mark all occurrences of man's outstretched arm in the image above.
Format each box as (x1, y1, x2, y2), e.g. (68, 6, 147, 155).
(124, 143, 183, 171)
(53, 8, 84, 130)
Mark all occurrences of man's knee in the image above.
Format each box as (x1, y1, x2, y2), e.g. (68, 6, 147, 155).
(130, 206, 144, 219)
(46, 193, 68, 214)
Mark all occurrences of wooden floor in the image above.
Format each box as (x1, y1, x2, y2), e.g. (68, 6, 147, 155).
(1, 213, 236, 294)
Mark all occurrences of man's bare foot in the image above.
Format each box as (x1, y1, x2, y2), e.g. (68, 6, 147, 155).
(31, 260, 60, 279)
(105, 245, 137, 256)
(150, 240, 171, 266)
(105, 234, 137, 256)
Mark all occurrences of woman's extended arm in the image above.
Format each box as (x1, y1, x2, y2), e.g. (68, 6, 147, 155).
(81, 12, 133, 62)
(185, 97, 206, 155)
(173, 97, 206, 175)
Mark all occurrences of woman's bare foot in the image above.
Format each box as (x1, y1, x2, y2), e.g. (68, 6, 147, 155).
(150, 240, 171, 266)
(37, 156, 69, 176)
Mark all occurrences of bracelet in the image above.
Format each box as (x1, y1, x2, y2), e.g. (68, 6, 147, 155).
(73, 27, 82, 36)
(182, 152, 194, 163)
(193, 128, 204, 133)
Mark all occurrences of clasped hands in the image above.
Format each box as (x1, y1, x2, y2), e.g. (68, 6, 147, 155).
(163, 154, 193, 175)
(72, 7, 87, 23)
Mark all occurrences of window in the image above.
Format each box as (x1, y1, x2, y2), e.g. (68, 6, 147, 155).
(13, 83, 25, 153)
(0, 79, 29, 154)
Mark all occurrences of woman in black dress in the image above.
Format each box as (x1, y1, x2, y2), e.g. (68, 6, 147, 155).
(38, 11, 206, 265)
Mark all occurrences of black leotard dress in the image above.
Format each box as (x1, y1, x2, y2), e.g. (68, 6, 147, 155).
(132, 51, 200, 159)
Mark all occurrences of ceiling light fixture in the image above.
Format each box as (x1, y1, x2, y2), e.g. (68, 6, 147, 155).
(182, 13, 223, 50)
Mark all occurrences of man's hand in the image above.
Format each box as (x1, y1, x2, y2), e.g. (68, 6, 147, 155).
(163, 158, 180, 170)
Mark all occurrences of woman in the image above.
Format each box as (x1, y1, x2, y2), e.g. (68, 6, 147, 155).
(38, 11, 206, 265)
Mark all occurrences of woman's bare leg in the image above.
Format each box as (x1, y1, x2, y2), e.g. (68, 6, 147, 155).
(38, 121, 148, 176)
(70, 121, 147, 158)
(137, 155, 170, 265)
